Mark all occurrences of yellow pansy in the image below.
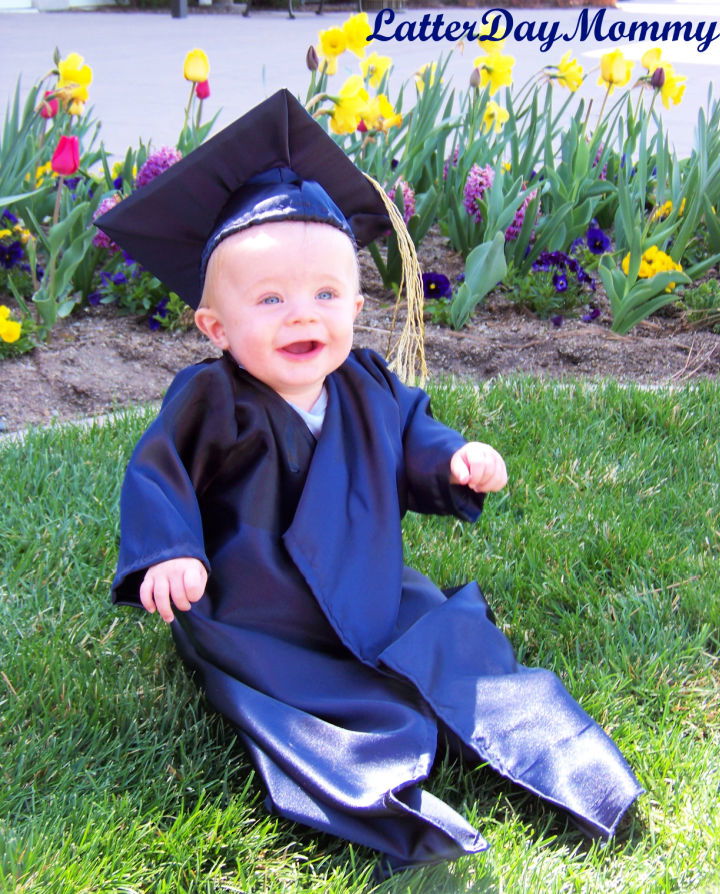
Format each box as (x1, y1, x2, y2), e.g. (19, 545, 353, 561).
(0, 229, 11, 240)
(482, 100, 509, 134)
(472, 53, 515, 96)
(25, 161, 56, 188)
(651, 197, 686, 221)
(555, 51, 584, 92)
(360, 51, 392, 89)
(621, 246, 683, 292)
(0, 305, 10, 320)
(597, 50, 633, 94)
(0, 318, 22, 344)
(183, 49, 210, 83)
(659, 63, 686, 109)
(342, 12, 372, 58)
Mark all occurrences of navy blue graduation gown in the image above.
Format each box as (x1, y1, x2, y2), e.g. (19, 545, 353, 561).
(112, 348, 642, 867)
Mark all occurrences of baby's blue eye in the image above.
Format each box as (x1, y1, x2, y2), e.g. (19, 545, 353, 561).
(261, 295, 281, 305)
(316, 289, 335, 301)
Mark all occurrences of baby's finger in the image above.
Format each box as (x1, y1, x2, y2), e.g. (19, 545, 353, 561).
(139, 574, 157, 614)
(168, 570, 193, 614)
(184, 564, 207, 603)
(152, 576, 175, 624)
(449, 451, 471, 485)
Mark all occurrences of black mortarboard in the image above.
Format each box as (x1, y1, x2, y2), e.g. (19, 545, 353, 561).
(94, 89, 391, 310)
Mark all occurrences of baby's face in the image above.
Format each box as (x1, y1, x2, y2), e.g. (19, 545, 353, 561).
(195, 220, 363, 409)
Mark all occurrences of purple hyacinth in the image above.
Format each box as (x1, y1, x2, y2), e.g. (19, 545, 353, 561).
(135, 146, 183, 189)
(505, 190, 538, 242)
(463, 164, 494, 225)
(92, 194, 123, 250)
(442, 147, 460, 180)
(592, 143, 608, 181)
(387, 179, 416, 224)
(422, 272, 452, 299)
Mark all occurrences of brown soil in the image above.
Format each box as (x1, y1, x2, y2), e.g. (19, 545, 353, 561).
(1, 235, 719, 434)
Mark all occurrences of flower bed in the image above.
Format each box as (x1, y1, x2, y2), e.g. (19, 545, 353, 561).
(1, 15, 719, 383)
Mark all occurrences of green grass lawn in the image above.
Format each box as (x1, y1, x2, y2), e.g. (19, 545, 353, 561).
(2, 377, 719, 893)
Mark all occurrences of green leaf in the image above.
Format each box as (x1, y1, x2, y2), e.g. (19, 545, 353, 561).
(450, 231, 507, 329)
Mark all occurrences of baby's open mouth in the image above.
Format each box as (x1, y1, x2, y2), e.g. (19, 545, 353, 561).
(281, 340, 320, 355)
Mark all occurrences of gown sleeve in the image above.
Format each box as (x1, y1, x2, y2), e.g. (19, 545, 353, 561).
(352, 350, 487, 521)
(111, 360, 238, 606)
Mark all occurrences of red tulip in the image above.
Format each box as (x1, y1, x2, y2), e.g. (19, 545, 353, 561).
(50, 135, 80, 176)
(195, 80, 210, 100)
(39, 90, 59, 119)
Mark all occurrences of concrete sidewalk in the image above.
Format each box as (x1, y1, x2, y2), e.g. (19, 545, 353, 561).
(0, 3, 718, 159)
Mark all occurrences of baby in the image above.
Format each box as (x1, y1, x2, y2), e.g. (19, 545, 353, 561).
(140, 219, 507, 624)
(97, 89, 641, 873)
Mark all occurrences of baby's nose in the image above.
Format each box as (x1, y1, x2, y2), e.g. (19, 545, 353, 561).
(286, 297, 319, 323)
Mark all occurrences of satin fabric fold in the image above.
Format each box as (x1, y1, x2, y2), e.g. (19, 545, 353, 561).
(112, 349, 642, 865)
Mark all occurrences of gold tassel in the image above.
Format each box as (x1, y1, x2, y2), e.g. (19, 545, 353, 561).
(362, 173, 427, 387)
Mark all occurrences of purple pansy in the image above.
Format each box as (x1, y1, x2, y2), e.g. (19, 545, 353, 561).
(551, 315, 564, 328)
(552, 272, 568, 293)
(581, 307, 601, 322)
(422, 272, 452, 299)
(586, 226, 611, 255)
(0, 240, 23, 270)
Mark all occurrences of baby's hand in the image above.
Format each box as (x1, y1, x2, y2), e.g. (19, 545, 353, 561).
(139, 557, 207, 623)
(449, 442, 507, 493)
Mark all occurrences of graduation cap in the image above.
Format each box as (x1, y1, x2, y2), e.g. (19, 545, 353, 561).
(95, 88, 426, 382)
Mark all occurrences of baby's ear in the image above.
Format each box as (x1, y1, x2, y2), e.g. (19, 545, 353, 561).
(194, 307, 229, 350)
(353, 293, 365, 319)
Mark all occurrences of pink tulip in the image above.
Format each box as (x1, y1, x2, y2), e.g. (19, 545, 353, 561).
(50, 135, 80, 176)
(195, 80, 210, 100)
(39, 90, 59, 119)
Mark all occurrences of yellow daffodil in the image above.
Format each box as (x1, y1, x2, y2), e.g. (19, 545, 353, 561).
(659, 63, 686, 109)
(57, 52, 93, 93)
(319, 26, 347, 59)
(362, 93, 402, 132)
(597, 50, 633, 94)
(554, 51, 584, 92)
(621, 245, 683, 291)
(342, 12, 372, 58)
(360, 51, 392, 89)
(319, 55, 338, 76)
(55, 51, 93, 111)
(641, 47, 664, 73)
(414, 62, 439, 93)
(472, 53, 515, 96)
(183, 49, 210, 83)
(476, 16, 506, 55)
(330, 75, 369, 135)
(482, 100, 509, 134)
